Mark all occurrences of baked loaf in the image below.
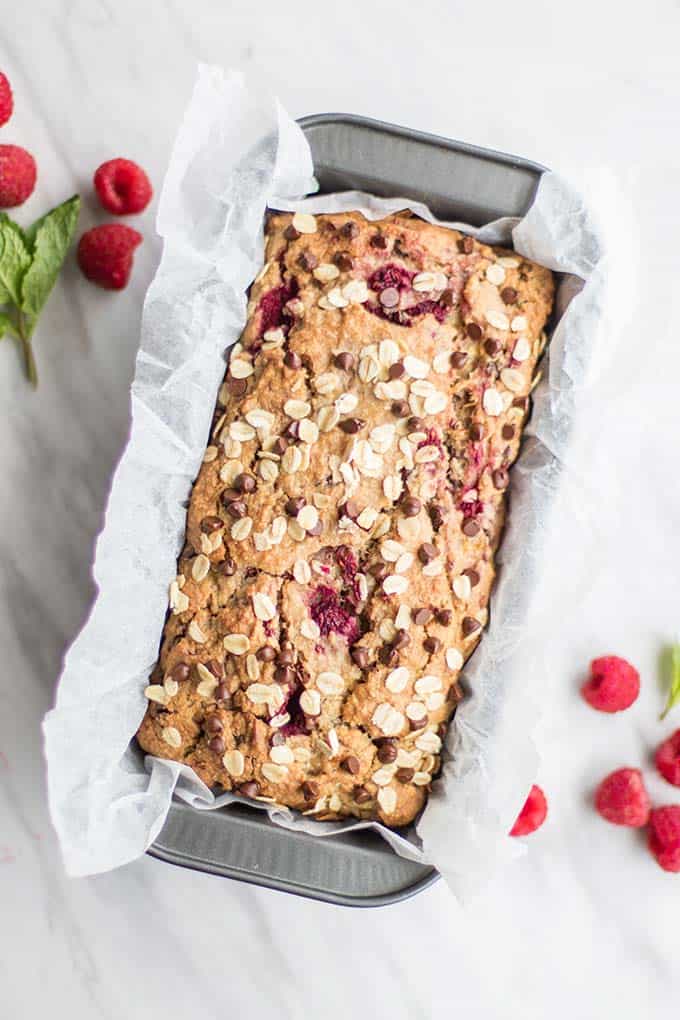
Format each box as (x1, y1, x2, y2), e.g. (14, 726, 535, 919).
(137, 210, 554, 827)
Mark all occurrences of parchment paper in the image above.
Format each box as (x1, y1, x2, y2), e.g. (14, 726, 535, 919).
(44, 65, 615, 897)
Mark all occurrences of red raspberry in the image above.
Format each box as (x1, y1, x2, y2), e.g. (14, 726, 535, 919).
(0, 144, 37, 207)
(581, 655, 640, 713)
(594, 767, 650, 827)
(655, 729, 680, 787)
(0, 72, 13, 127)
(77, 224, 142, 290)
(648, 805, 680, 872)
(509, 784, 548, 836)
(93, 158, 152, 215)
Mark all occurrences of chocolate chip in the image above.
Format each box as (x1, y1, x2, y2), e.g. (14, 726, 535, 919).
(413, 607, 433, 626)
(205, 715, 224, 735)
(379, 643, 399, 667)
(238, 781, 260, 798)
(462, 616, 481, 636)
(450, 351, 468, 369)
(334, 251, 354, 271)
(448, 682, 464, 703)
(396, 767, 415, 783)
(484, 338, 500, 356)
(469, 423, 484, 442)
(380, 287, 400, 308)
(391, 399, 410, 418)
(388, 361, 405, 380)
(234, 473, 256, 493)
(220, 488, 239, 506)
(341, 221, 359, 239)
(339, 499, 359, 520)
(342, 755, 361, 775)
(407, 416, 424, 432)
(501, 424, 515, 441)
(334, 351, 355, 371)
(377, 740, 398, 764)
(351, 647, 369, 669)
(297, 250, 318, 271)
(466, 322, 483, 340)
(215, 683, 231, 703)
(275, 665, 295, 685)
(284, 350, 301, 370)
(302, 781, 319, 801)
(462, 518, 480, 537)
(501, 286, 518, 305)
(418, 542, 437, 564)
(226, 376, 248, 396)
(492, 468, 509, 489)
(207, 659, 225, 678)
(339, 417, 365, 434)
(268, 439, 286, 461)
(353, 785, 372, 804)
(424, 636, 441, 655)
(393, 629, 410, 650)
(218, 555, 236, 576)
(409, 715, 428, 731)
(370, 233, 387, 249)
(257, 644, 277, 662)
(463, 568, 480, 588)
(200, 516, 223, 533)
(208, 735, 225, 754)
(513, 396, 528, 410)
(435, 608, 452, 626)
(285, 497, 305, 517)
(284, 225, 300, 240)
(170, 662, 190, 683)
(277, 643, 295, 665)
(370, 562, 390, 582)
(285, 420, 300, 440)
(401, 496, 421, 518)
(430, 505, 444, 530)
(226, 499, 247, 519)
(458, 236, 474, 254)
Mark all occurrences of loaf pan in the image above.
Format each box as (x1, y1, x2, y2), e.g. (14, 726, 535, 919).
(148, 113, 547, 906)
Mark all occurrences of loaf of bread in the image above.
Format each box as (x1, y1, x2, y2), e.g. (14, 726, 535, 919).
(137, 209, 554, 827)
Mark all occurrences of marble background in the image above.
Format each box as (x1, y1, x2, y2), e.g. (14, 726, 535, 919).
(2, 2, 679, 1017)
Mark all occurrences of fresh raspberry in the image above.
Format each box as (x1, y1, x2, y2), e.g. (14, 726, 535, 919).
(0, 72, 13, 127)
(77, 224, 142, 290)
(93, 158, 153, 215)
(594, 767, 650, 827)
(655, 730, 680, 787)
(509, 784, 548, 836)
(581, 655, 640, 713)
(648, 805, 680, 872)
(0, 144, 36, 207)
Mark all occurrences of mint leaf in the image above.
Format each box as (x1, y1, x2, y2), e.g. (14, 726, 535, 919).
(661, 643, 680, 719)
(0, 215, 31, 307)
(20, 195, 80, 330)
(0, 311, 13, 339)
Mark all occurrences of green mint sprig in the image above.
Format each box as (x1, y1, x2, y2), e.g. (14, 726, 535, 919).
(661, 642, 680, 720)
(0, 195, 80, 388)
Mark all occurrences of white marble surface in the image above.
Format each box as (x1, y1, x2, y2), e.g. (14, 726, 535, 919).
(2, 2, 680, 1016)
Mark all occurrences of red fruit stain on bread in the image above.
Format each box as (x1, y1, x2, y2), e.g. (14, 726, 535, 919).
(94, 158, 152, 215)
(509, 784, 548, 836)
(0, 144, 36, 207)
(581, 655, 640, 713)
(77, 224, 142, 290)
(594, 767, 650, 827)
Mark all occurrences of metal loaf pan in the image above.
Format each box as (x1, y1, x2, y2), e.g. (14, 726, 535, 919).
(148, 114, 547, 907)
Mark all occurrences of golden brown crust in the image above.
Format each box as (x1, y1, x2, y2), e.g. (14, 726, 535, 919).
(137, 210, 554, 828)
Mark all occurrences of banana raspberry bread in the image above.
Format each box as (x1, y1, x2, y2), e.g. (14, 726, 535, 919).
(137, 209, 554, 827)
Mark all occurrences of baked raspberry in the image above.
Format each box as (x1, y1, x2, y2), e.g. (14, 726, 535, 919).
(594, 767, 650, 827)
(93, 158, 153, 215)
(509, 784, 547, 836)
(655, 729, 680, 787)
(0, 72, 13, 127)
(77, 224, 142, 290)
(648, 805, 680, 872)
(258, 278, 298, 337)
(581, 655, 640, 713)
(0, 144, 36, 207)
(309, 585, 360, 643)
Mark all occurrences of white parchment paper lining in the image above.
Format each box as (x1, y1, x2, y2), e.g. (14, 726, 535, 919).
(44, 66, 617, 898)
